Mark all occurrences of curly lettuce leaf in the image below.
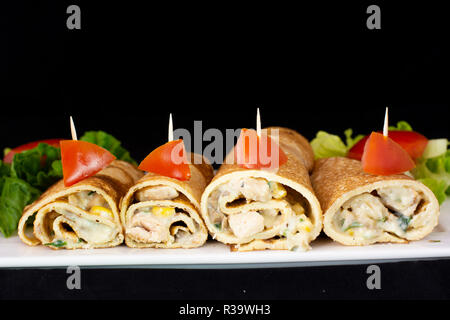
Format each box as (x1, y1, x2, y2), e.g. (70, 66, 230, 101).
(0, 143, 62, 237)
(0, 160, 10, 178)
(311, 131, 347, 159)
(80, 131, 137, 165)
(344, 129, 365, 150)
(10, 143, 63, 191)
(311, 129, 364, 159)
(389, 121, 413, 131)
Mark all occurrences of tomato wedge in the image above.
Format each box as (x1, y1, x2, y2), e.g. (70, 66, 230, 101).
(138, 139, 191, 181)
(234, 128, 288, 170)
(3, 139, 62, 164)
(361, 132, 415, 175)
(60, 140, 116, 187)
(348, 131, 428, 161)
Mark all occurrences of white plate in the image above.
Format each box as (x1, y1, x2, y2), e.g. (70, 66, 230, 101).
(1, 200, 449, 269)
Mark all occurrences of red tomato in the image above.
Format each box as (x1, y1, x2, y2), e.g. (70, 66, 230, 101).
(347, 136, 369, 160)
(361, 132, 415, 175)
(3, 139, 62, 164)
(234, 128, 288, 170)
(138, 139, 191, 181)
(60, 140, 116, 187)
(348, 131, 428, 161)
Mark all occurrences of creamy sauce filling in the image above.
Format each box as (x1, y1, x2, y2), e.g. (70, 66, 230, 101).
(58, 211, 116, 244)
(43, 191, 117, 248)
(68, 191, 110, 211)
(335, 187, 428, 240)
(207, 177, 313, 250)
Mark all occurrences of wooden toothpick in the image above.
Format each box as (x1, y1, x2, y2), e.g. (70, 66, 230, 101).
(168, 113, 173, 142)
(70, 116, 78, 141)
(256, 108, 261, 137)
(383, 107, 389, 137)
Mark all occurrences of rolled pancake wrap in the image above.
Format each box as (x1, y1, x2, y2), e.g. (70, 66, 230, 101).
(311, 157, 440, 245)
(18, 160, 143, 249)
(200, 127, 323, 251)
(120, 154, 213, 248)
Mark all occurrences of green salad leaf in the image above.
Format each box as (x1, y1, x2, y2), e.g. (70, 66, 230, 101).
(344, 129, 365, 150)
(80, 131, 137, 165)
(0, 177, 40, 237)
(412, 149, 450, 205)
(0, 143, 62, 238)
(0, 160, 11, 177)
(389, 121, 413, 131)
(311, 129, 364, 159)
(10, 143, 63, 191)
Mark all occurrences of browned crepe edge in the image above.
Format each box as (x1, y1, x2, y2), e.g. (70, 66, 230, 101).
(266, 127, 315, 172)
(18, 160, 143, 247)
(310, 157, 413, 213)
(211, 127, 315, 195)
(310, 157, 440, 245)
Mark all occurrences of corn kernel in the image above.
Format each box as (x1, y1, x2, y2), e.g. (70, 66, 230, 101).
(297, 213, 312, 233)
(269, 182, 287, 199)
(89, 206, 114, 219)
(301, 225, 311, 233)
(152, 206, 175, 217)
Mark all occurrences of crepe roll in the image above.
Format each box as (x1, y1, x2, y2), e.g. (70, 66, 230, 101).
(200, 127, 323, 251)
(311, 157, 440, 245)
(120, 154, 213, 248)
(18, 160, 143, 249)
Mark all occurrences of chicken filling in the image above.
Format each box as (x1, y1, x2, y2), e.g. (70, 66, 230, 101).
(126, 185, 202, 245)
(335, 186, 429, 240)
(207, 177, 313, 249)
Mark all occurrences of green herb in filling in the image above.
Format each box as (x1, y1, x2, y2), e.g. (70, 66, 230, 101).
(343, 222, 363, 231)
(44, 240, 67, 247)
(398, 215, 411, 232)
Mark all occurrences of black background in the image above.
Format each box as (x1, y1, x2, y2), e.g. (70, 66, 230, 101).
(1, 1, 449, 301)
